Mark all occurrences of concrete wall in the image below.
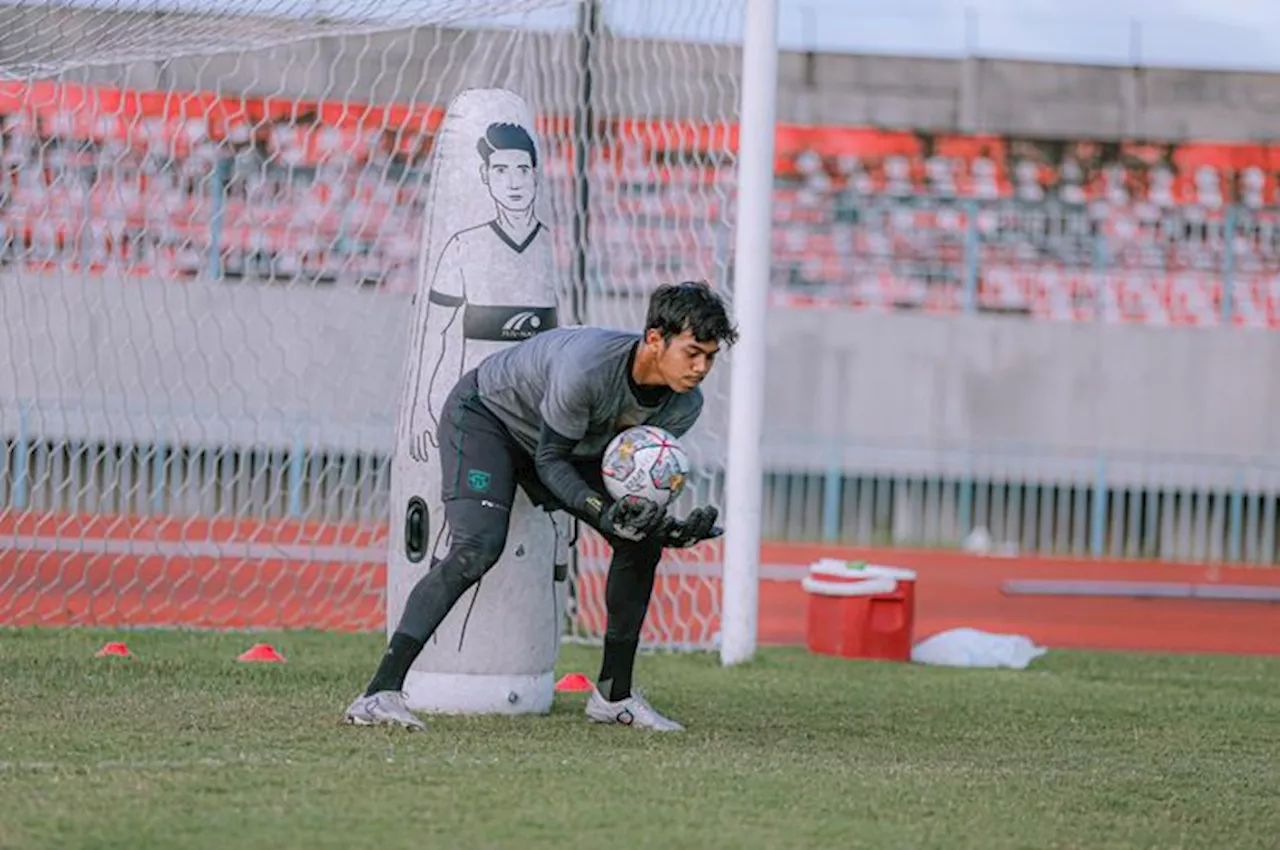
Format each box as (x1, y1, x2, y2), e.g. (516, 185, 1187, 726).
(763, 309, 1280, 489)
(5, 4, 1280, 140)
(0, 272, 732, 462)
(0, 272, 403, 453)
(5, 272, 1276, 491)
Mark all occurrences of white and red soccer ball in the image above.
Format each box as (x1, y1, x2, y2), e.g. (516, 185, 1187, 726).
(601, 425, 691, 511)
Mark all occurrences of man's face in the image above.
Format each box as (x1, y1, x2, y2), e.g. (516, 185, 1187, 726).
(647, 328, 719, 393)
(481, 148, 536, 212)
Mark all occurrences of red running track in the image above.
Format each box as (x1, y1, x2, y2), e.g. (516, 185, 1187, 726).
(2, 514, 1278, 655)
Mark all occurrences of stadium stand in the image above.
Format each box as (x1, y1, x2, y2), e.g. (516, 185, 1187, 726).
(4, 80, 1280, 327)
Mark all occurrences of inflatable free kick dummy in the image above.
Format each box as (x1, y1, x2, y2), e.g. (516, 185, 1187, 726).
(387, 88, 569, 715)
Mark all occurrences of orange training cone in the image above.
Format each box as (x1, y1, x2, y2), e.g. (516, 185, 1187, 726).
(236, 643, 286, 663)
(555, 672, 594, 693)
(95, 641, 133, 658)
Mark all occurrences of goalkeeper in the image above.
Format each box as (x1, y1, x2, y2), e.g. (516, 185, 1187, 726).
(345, 281, 737, 732)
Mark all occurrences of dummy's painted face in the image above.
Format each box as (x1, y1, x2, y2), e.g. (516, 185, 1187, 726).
(481, 148, 536, 212)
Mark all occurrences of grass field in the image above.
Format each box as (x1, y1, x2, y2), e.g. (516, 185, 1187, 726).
(2, 629, 1277, 850)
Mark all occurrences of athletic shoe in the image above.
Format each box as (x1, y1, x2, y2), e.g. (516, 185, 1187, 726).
(343, 690, 427, 731)
(585, 687, 685, 732)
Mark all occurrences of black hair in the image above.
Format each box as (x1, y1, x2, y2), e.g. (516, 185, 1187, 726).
(476, 122, 538, 168)
(644, 280, 738, 347)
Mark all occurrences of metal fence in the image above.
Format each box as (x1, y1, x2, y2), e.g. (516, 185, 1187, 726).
(7, 421, 1280, 565)
(761, 441, 1280, 565)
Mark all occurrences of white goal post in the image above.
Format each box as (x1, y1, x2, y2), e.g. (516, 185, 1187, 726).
(0, 0, 778, 661)
(720, 0, 778, 666)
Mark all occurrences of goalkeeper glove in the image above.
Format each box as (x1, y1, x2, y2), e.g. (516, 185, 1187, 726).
(585, 493, 666, 542)
(662, 506, 723, 548)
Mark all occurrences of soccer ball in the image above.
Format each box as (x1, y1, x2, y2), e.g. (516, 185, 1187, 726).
(601, 425, 691, 511)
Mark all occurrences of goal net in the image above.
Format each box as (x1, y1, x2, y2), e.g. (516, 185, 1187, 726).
(0, 0, 746, 650)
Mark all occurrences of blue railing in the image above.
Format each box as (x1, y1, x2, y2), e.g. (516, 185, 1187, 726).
(5, 403, 1280, 563)
(759, 436, 1280, 563)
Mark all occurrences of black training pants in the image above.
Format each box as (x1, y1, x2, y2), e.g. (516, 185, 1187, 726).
(394, 369, 664, 649)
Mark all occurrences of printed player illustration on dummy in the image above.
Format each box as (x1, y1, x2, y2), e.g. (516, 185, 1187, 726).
(406, 121, 558, 464)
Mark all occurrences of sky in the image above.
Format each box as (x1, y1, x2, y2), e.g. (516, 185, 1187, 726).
(48, 0, 1280, 72)
(606, 0, 1280, 71)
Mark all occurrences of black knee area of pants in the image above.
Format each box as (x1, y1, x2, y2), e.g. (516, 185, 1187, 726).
(441, 501, 508, 586)
(449, 536, 504, 585)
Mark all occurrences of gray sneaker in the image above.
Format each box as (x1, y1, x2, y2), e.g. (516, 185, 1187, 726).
(343, 690, 427, 732)
(585, 687, 685, 732)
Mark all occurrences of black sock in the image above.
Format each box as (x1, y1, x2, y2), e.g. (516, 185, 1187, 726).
(597, 636, 640, 702)
(365, 631, 425, 696)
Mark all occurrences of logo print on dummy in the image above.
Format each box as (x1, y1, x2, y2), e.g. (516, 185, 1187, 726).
(460, 304, 558, 342)
(502, 311, 543, 336)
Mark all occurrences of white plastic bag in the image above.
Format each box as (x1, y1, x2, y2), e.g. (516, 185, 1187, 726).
(911, 627, 1047, 670)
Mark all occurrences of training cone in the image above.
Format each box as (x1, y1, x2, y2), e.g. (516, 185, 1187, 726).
(554, 673, 594, 693)
(236, 643, 286, 663)
(94, 641, 132, 658)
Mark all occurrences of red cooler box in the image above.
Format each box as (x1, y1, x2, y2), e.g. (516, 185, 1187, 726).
(802, 560, 918, 662)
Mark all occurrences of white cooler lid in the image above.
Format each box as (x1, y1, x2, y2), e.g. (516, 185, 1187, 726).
(802, 575, 901, 597)
(810, 558, 918, 582)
